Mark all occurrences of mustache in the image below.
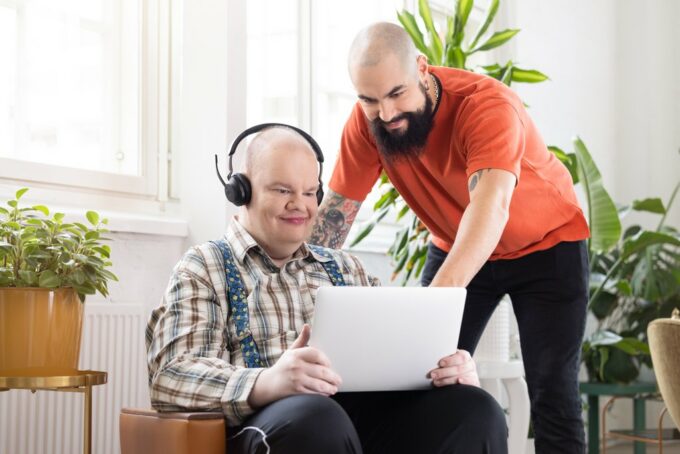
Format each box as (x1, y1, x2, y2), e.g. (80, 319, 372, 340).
(376, 113, 409, 127)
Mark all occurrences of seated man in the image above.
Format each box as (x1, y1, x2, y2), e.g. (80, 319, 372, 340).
(146, 126, 507, 454)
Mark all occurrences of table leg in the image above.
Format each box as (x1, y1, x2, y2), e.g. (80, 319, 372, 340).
(588, 394, 600, 454)
(83, 385, 92, 454)
(633, 397, 646, 454)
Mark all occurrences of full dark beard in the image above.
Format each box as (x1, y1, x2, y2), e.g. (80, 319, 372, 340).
(368, 83, 435, 164)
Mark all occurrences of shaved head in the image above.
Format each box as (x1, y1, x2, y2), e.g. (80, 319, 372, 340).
(245, 126, 316, 178)
(348, 22, 418, 80)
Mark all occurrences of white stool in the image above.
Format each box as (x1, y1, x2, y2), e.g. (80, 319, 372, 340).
(478, 360, 530, 454)
(474, 298, 530, 454)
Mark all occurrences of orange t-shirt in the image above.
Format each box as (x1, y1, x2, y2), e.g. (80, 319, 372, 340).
(329, 66, 589, 260)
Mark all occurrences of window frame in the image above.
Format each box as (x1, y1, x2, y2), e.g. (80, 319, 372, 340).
(0, 0, 172, 200)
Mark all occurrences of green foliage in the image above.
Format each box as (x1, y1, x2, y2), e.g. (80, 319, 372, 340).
(0, 188, 118, 302)
(552, 144, 680, 383)
(351, 0, 548, 284)
(396, 0, 548, 82)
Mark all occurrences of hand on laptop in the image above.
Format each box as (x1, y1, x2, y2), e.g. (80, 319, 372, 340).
(429, 349, 480, 388)
(248, 324, 343, 408)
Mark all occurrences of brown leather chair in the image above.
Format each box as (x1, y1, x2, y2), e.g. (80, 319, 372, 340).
(120, 408, 227, 454)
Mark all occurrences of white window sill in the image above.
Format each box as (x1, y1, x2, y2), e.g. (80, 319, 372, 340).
(104, 212, 188, 237)
(0, 183, 188, 237)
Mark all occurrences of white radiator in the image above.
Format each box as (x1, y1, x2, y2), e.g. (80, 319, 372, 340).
(0, 303, 149, 454)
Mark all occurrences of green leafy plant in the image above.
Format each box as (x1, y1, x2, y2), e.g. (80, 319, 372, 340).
(350, 0, 548, 284)
(0, 188, 118, 302)
(552, 140, 680, 383)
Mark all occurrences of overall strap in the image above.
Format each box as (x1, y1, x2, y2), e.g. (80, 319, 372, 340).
(211, 239, 263, 368)
(307, 245, 347, 287)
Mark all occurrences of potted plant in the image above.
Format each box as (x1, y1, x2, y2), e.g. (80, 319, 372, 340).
(551, 140, 680, 383)
(0, 188, 118, 375)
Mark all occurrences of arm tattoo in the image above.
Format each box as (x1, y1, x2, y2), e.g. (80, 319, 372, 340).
(468, 169, 488, 192)
(309, 190, 362, 249)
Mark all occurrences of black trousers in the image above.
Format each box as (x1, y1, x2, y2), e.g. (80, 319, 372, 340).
(421, 240, 588, 454)
(228, 385, 507, 453)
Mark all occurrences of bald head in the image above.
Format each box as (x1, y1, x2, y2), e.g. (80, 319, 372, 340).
(348, 22, 418, 79)
(245, 126, 316, 178)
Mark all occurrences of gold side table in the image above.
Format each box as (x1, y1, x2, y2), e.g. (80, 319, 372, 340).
(0, 370, 107, 454)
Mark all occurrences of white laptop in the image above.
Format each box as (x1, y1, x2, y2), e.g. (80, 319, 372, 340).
(309, 286, 466, 392)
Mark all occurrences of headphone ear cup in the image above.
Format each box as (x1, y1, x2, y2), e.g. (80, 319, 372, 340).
(316, 187, 324, 206)
(225, 173, 252, 206)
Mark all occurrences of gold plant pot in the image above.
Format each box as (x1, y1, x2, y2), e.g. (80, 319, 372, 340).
(0, 288, 84, 375)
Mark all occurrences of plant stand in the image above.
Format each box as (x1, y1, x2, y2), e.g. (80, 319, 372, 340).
(0, 370, 107, 454)
(580, 381, 657, 454)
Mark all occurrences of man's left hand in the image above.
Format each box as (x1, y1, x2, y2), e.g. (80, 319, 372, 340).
(429, 349, 480, 387)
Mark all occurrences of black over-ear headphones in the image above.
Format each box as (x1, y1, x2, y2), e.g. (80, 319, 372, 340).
(214, 123, 325, 206)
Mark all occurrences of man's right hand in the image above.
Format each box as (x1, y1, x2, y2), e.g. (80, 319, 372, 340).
(248, 324, 342, 408)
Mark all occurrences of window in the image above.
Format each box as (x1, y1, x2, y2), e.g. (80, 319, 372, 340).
(0, 0, 171, 198)
(246, 0, 403, 172)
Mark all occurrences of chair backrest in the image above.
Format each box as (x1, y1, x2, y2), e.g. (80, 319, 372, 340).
(119, 408, 227, 454)
(648, 308, 680, 430)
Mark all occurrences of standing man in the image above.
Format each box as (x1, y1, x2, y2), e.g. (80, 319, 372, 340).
(310, 22, 590, 453)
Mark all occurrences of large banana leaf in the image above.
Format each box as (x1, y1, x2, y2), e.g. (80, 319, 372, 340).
(572, 137, 621, 253)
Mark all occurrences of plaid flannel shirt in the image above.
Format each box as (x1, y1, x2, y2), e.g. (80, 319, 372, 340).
(146, 219, 379, 425)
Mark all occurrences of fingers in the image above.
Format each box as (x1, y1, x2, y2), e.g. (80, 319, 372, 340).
(458, 375, 481, 387)
(297, 376, 339, 396)
(430, 349, 478, 387)
(432, 372, 479, 387)
(429, 362, 475, 381)
(286, 364, 341, 395)
(438, 349, 472, 368)
(302, 362, 342, 387)
(290, 324, 311, 349)
(294, 346, 333, 368)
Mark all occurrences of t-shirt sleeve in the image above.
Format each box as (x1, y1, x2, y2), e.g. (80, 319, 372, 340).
(328, 103, 383, 201)
(458, 99, 526, 182)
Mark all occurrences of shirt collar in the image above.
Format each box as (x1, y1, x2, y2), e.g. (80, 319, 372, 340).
(224, 218, 332, 265)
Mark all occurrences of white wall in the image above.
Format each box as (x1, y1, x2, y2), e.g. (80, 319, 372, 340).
(506, 0, 680, 227)
(175, 0, 241, 246)
(614, 1, 680, 227)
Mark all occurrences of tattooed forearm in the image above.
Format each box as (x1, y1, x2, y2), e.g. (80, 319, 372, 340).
(309, 190, 362, 249)
(468, 169, 489, 192)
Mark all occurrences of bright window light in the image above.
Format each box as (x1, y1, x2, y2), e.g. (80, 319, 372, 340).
(0, 0, 141, 176)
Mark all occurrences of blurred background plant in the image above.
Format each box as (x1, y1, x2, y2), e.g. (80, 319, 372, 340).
(555, 140, 680, 383)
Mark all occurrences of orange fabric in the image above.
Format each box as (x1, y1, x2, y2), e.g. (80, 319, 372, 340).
(329, 66, 589, 260)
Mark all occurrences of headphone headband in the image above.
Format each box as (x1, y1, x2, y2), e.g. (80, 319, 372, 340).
(215, 123, 325, 206)
(226, 123, 324, 178)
